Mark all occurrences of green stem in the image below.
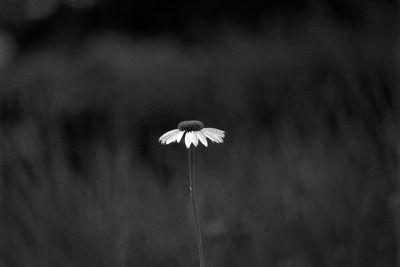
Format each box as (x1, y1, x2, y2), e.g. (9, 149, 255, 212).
(189, 147, 205, 267)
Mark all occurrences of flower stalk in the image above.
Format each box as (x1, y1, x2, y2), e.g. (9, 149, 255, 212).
(188, 147, 205, 267)
(159, 120, 225, 267)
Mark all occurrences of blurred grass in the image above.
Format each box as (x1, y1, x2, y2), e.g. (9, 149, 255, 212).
(0, 19, 398, 266)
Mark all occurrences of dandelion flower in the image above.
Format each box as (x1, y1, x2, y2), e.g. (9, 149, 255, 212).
(159, 120, 225, 148)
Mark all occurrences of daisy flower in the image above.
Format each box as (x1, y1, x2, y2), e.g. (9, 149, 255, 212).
(159, 120, 225, 148)
(158, 120, 225, 267)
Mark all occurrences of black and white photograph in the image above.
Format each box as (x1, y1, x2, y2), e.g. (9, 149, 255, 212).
(0, 0, 398, 266)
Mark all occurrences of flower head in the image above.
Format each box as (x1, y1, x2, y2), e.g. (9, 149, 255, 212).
(159, 120, 225, 148)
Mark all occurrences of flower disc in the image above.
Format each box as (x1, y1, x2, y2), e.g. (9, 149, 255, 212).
(178, 120, 204, 131)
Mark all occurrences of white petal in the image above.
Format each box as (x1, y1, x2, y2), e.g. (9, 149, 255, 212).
(202, 130, 217, 143)
(166, 131, 180, 144)
(185, 131, 193, 148)
(202, 129, 224, 143)
(202, 129, 219, 143)
(176, 131, 184, 143)
(159, 129, 180, 144)
(196, 131, 208, 147)
(203, 128, 225, 136)
(192, 132, 199, 147)
(214, 133, 224, 142)
(159, 129, 178, 141)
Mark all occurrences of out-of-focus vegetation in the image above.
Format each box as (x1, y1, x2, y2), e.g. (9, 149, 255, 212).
(0, 0, 398, 266)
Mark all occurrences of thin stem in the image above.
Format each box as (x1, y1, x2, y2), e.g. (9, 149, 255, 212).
(188, 147, 205, 267)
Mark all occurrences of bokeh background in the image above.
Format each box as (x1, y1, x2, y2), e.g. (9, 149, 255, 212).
(0, 0, 399, 266)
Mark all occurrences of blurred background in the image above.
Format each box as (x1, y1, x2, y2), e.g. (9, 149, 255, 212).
(0, 0, 399, 266)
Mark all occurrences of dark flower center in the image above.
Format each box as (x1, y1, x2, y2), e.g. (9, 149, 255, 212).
(178, 120, 204, 131)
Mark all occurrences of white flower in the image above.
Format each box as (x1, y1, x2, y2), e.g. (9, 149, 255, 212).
(159, 120, 225, 148)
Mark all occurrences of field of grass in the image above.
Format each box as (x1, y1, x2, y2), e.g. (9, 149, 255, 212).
(0, 18, 398, 266)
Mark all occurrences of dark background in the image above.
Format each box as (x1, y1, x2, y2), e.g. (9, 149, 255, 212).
(0, 0, 399, 266)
